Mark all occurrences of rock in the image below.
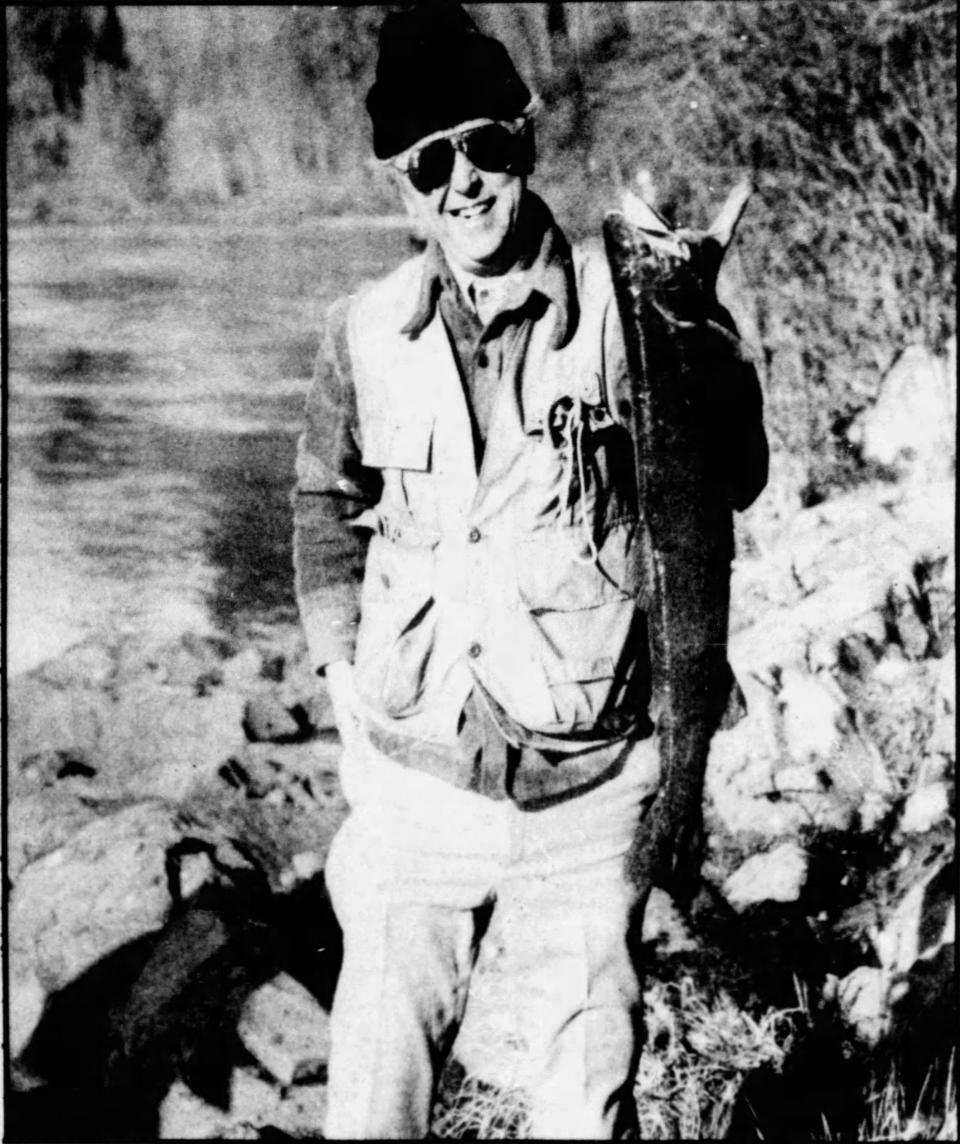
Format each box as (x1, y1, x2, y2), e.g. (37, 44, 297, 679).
(900, 783, 950, 834)
(153, 632, 234, 689)
(10, 803, 186, 1005)
(242, 695, 304, 744)
(834, 966, 890, 1046)
(237, 972, 330, 1086)
(279, 851, 325, 892)
(868, 834, 955, 978)
(261, 652, 287, 683)
(301, 689, 337, 735)
(933, 646, 956, 714)
(777, 669, 843, 762)
(641, 888, 698, 954)
(9, 965, 47, 1061)
(883, 583, 933, 661)
(7, 789, 106, 884)
(99, 684, 246, 799)
(706, 665, 892, 839)
(723, 841, 808, 912)
(35, 641, 115, 690)
(729, 479, 952, 678)
(7, 677, 109, 781)
(159, 1072, 277, 1140)
(772, 764, 821, 795)
(847, 341, 956, 483)
(705, 673, 805, 839)
(850, 656, 941, 788)
(18, 748, 98, 788)
(221, 647, 265, 691)
(159, 1068, 328, 1140)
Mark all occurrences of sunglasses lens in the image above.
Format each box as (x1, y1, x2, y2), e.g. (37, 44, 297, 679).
(462, 124, 518, 174)
(404, 124, 525, 193)
(407, 139, 455, 194)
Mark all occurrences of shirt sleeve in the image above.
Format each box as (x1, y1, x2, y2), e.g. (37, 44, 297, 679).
(291, 296, 383, 673)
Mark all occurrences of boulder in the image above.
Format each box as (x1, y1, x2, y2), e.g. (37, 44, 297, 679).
(10, 803, 185, 1003)
(899, 783, 950, 835)
(7, 677, 110, 783)
(242, 695, 304, 744)
(847, 340, 956, 483)
(842, 655, 941, 789)
(35, 640, 116, 690)
(237, 972, 330, 1086)
(869, 839, 955, 978)
(729, 478, 952, 678)
(641, 888, 698, 954)
(6, 796, 263, 1052)
(99, 683, 246, 800)
(833, 966, 890, 1046)
(159, 1069, 328, 1140)
(705, 666, 892, 840)
(7, 788, 107, 885)
(722, 841, 808, 912)
(221, 647, 265, 691)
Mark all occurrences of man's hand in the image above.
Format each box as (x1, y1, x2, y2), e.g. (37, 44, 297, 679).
(324, 660, 366, 752)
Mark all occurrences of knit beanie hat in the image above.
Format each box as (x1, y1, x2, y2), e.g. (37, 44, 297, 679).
(367, 1, 532, 159)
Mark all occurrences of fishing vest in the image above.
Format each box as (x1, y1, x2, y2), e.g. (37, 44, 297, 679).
(345, 244, 650, 748)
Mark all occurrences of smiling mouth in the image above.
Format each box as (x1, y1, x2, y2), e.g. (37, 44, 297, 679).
(449, 198, 494, 220)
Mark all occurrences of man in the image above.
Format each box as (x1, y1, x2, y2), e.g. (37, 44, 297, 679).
(292, 4, 768, 1137)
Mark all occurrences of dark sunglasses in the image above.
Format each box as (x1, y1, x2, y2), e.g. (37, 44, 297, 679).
(396, 122, 529, 195)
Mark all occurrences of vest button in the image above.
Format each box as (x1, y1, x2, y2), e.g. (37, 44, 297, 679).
(468, 527, 481, 543)
(468, 642, 482, 659)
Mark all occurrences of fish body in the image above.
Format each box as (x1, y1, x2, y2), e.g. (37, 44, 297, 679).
(603, 183, 753, 897)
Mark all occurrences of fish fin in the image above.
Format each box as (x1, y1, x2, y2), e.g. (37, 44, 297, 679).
(707, 178, 754, 253)
(620, 189, 672, 235)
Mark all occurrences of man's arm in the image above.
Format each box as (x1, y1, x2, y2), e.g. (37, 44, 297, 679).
(291, 296, 382, 677)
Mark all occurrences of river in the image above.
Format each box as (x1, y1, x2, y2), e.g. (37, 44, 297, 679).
(7, 216, 412, 674)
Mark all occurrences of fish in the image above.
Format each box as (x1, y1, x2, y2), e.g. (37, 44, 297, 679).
(603, 180, 756, 902)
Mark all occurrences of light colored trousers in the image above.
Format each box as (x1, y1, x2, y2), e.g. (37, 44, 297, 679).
(323, 733, 660, 1139)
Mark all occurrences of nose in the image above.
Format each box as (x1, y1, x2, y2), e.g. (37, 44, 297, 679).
(449, 147, 481, 195)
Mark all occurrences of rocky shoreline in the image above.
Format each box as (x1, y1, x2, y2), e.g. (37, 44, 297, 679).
(7, 456, 955, 1138)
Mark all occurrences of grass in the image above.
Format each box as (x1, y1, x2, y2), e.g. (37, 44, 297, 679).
(850, 1055, 957, 1141)
(633, 974, 800, 1139)
(430, 974, 957, 1139)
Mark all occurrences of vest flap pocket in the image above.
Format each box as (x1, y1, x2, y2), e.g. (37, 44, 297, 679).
(517, 522, 639, 611)
(361, 416, 434, 472)
(547, 655, 615, 684)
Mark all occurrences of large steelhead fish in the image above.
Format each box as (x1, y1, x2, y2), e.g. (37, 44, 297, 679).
(603, 181, 755, 900)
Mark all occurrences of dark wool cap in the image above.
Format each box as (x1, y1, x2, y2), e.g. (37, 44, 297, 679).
(367, 1, 532, 159)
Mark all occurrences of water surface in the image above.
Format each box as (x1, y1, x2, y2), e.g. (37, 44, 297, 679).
(8, 217, 412, 673)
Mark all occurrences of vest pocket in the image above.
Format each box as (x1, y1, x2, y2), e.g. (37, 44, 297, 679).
(516, 520, 640, 610)
(515, 522, 641, 731)
(361, 416, 437, 529)
(354, 535, 438, 718)
(360, 416, 433, 471)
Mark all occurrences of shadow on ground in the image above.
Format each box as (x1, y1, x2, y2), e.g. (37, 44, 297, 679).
(8, 873, 342, 1142)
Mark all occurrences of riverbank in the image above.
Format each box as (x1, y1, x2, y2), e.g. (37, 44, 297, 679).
(7, 459, 955, 1138)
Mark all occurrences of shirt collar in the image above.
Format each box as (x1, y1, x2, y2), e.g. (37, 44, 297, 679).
(400, 192, 578, 349)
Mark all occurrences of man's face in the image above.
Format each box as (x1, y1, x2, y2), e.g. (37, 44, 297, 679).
(396, 126, 526, 277)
